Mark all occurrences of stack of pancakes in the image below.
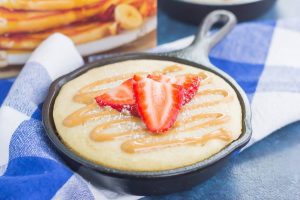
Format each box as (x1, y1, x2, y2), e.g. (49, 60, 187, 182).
(0, 0, 157, 52)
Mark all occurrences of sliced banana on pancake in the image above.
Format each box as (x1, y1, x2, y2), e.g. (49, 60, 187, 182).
(115, 4, 143, 30)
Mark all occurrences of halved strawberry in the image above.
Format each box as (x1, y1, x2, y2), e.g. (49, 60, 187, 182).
(95, 78, 138, 116)
(133, 75, 183, 133)
(148, 74, 200, 105)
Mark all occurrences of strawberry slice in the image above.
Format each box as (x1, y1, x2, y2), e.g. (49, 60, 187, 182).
(133, 75, 183, 133)
(95, 78, 138, 116)
(176, 74, 201, 105)
(148, 74, 200, 105)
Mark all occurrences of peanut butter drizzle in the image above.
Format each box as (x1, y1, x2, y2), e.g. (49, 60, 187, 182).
(183, 89, 233, 111)
(198, 71, 212, 85)
(121, 129, 232, 153)
(63, 65, 234, 153)
(64, 88, 229, 128)
(90, 118, 141, 141)
(90, 113, 229, 142)
(63, 103, 119, 127)
(174, 113, 230, 131)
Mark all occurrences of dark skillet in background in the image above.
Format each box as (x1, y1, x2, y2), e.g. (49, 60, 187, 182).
(43, 10, 252, 196)
(160, 0, 276, 24)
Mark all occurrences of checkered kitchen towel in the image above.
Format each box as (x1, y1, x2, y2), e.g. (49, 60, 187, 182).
(1, 19, 300, 199)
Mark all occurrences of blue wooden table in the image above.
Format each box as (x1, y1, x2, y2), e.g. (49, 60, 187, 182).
(143, 0, 300, 199)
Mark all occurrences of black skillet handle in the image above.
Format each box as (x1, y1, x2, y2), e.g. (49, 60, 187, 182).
(161, 10, 237, 67)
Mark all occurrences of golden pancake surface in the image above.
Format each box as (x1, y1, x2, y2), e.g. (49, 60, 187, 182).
(53, 60, 242, 171)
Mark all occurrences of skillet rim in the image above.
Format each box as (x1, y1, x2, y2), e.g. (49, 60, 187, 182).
(174, 0, 263, 6)
(168, 0, 276, 9)
(42, 53, 252, 179)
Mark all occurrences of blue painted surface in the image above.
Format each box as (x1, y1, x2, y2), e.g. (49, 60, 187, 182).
(144, 0, 300, 199)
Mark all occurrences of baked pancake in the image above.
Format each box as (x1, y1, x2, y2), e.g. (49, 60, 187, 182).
(53, 59, 242, 171)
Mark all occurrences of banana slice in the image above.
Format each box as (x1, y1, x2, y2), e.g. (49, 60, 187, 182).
(109, 22, 119, 35)
(0, 51, 8, 68)
(114, 4, 143, 30)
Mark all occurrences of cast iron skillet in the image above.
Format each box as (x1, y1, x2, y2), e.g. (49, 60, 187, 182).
(160, 0, 276, 24)
(43, 10, 252, 196)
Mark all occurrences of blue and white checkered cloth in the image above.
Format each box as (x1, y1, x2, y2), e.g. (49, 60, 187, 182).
(1, 20, 300, 199)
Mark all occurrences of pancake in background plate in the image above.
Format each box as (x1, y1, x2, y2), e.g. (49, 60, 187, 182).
(53, 59, 242, 171)
(0, 0, 157, 50)
(0, 0, 102, 11)
(0, 21, 115, 51)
